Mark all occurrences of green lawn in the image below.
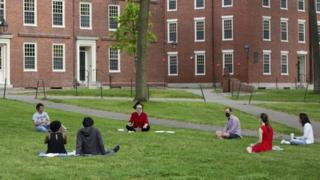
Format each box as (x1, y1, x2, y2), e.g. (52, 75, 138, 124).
(35, 88, 202, 99)
(48, 98, 298, 134)
(1, 99, 320, 179)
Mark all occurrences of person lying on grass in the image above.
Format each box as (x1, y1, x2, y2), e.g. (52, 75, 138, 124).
(76, 117, 120, 155)
(246, 113, 273, 153)
(216, 107, 241, 139)
(32, 103, 50, 132)
(126, 102, 150, 132)
(45, 120, 67, 154)
(281, 113, 314, 145)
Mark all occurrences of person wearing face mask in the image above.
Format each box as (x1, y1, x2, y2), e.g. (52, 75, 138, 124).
(126, 102, 150, 132)
(216, 107, 241, 139)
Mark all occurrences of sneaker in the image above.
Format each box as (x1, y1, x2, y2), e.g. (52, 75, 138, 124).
(113, 145, 120, 153)
(281, 139, 290, 145)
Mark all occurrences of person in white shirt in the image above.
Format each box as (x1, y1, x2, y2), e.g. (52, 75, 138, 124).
(32, 103, 50, 132)
(281, 113, 314, 145)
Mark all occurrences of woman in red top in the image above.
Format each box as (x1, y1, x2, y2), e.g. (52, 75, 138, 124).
(247, 113, 273, 153)
(126, 102, 150, 132)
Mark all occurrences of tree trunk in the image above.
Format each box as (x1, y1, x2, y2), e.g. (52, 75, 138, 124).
(135, 0, 150, 101)
(309, 0, 320, 93)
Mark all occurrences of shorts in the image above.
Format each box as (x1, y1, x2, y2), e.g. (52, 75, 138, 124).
(228, 133, 241, 139)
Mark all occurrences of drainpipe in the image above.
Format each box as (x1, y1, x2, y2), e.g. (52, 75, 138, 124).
(72, 0, 76, 86)
(211, 0, 215, 88)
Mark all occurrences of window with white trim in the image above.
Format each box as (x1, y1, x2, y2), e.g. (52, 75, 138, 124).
(318, 21, 320, 43)
(222, 16, 233, 41)
(168, 52, 178, 76)
(281, 51, 289, 75)
(280, 0, 287, 10)
(52, 0, 64, 27)
(167, 0, 177, 11)
(108, 5, 120, 31)
(52, 44, 65, 71)
(298, 20, 305, 43)
(195, 0, 204, 9)
(280, 18, 288, 42)
(263, 50, 271, 75)
(80, 2, 91, 29)
(263, 16, 271, 41)
(316, 0, 320, 13)
(194, 17, 205, 42)
(222, 50, 234, 75)
(167, 19, 177, 43)
(109, 48, 120, 72)
(223, 0, 233, 7)
(195, 51, 205, 75)
(298, 0, 305, 11)
(262, 0, 270, 8)
(24, 0, 37, 26)
(24, 43, 37, 71)
(0, 0, 5, 21)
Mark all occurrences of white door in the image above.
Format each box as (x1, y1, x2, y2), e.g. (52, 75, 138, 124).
(0, 46, 4, 84)
(298, 55, 306, 83)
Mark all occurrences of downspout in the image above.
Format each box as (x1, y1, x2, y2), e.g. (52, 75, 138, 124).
(72, 0, 76, 85)
(211, 0, 215, 87)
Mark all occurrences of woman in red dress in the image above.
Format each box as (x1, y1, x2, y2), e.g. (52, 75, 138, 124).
(126, 102, 150, 132)
(247, 113, 273, 153)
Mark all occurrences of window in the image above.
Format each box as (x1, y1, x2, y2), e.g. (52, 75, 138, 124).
(298, 0, 305, 11)
(318, 21, 320, 44)
(52, 0, 64, 27)
(222, 50, 234, 75)
(262, 0, 270, 8)
(222, 0, 233, 7)
(167, 52, 178, 76)
(222, 16, 233, 41)
(24, 0, 37, 26)
(109, 48, 120, 72)
(316, 0, 320, 13)
(108, 5, 120, 31)
(24, 43, 37, 71)
(194, 17, 205, 42)
(167, 0, 177, 11)
(298, 19, 305, 43)
(195, 51, 205, 75)
(80, 2, 91, 29)
(167, 19, 178, 43)
(0, 0, 5, 21)
(52, 44, 65, 71)
(280, 0, 287, 10)
(263, 16, 271, 41)
(281, 51, 289, 75)
(263, 50, 271, 75)
(195, 0, 205, 9)
(280, 18, 288, 42)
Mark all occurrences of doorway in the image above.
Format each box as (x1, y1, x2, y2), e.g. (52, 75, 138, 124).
(297, 55, 306, 83)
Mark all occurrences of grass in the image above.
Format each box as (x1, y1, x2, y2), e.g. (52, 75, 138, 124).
(1, 99, 320, 179)
(32, 88, 202, 99)
(48, 98, 298, 134)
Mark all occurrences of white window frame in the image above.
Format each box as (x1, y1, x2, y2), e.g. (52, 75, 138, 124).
(167, 52, 178, 76)
(194, 17, 205, 42)
(23, 0, 37, 26)
(222, 49, 234, 75)
(167, 19, 178, 43)
(108, 48, 121, 73)
(298, 0, 305, 12)
(221, 15, 233, 41)
(52, 44, 65, 72)
(318, 21, 320, 44)
(108, 4, 120, 32)
(281, 51, 289, 76)
(280, 18, 288, 42)
(0, 0, 6, 21)
(79, 2, 92, 30)
(23, 42, 37, 72)
(167, 0, 177, 12)
(222, 0, 233, 8)
(262, 0, 270, 8)
(298, 19, 306, 44)
(263, 16, 271, 41)
(194, 0, 205, 9)
(263, 50, 272, 75)
(52, 0, 65, 28)
(194, 51, 206, 76)
(280, 0, 288, 10)
(316, 0, 320, 13)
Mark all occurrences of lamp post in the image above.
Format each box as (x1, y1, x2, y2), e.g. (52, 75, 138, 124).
(244, 44, 250, 83)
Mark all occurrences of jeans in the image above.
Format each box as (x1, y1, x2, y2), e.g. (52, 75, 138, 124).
(126, 125, 150, 132)
(35, 125, 50, 132)
(290, 138, 306, 145)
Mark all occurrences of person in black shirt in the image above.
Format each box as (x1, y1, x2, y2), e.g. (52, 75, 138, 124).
(45, 120, 67, 154)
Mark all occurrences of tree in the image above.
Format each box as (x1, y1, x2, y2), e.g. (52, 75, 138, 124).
(111, 0, 156, 101)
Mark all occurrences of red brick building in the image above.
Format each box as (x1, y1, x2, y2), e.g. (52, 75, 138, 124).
(0, 0, 318, 88)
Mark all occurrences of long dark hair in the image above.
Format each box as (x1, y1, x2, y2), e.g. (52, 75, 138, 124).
(299, 113, 311, 126)
(260, 113, 270, 127)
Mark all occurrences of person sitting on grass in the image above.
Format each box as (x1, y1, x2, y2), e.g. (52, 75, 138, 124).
(216, 107, 241, 139)
(281, 113, 314, 145)
(45, 120, 67, 154)
(76, 117, 120, 155)
(32, 103, 50, 132)
(126, 102, 150, 132)
(246, 113, 273, 153)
